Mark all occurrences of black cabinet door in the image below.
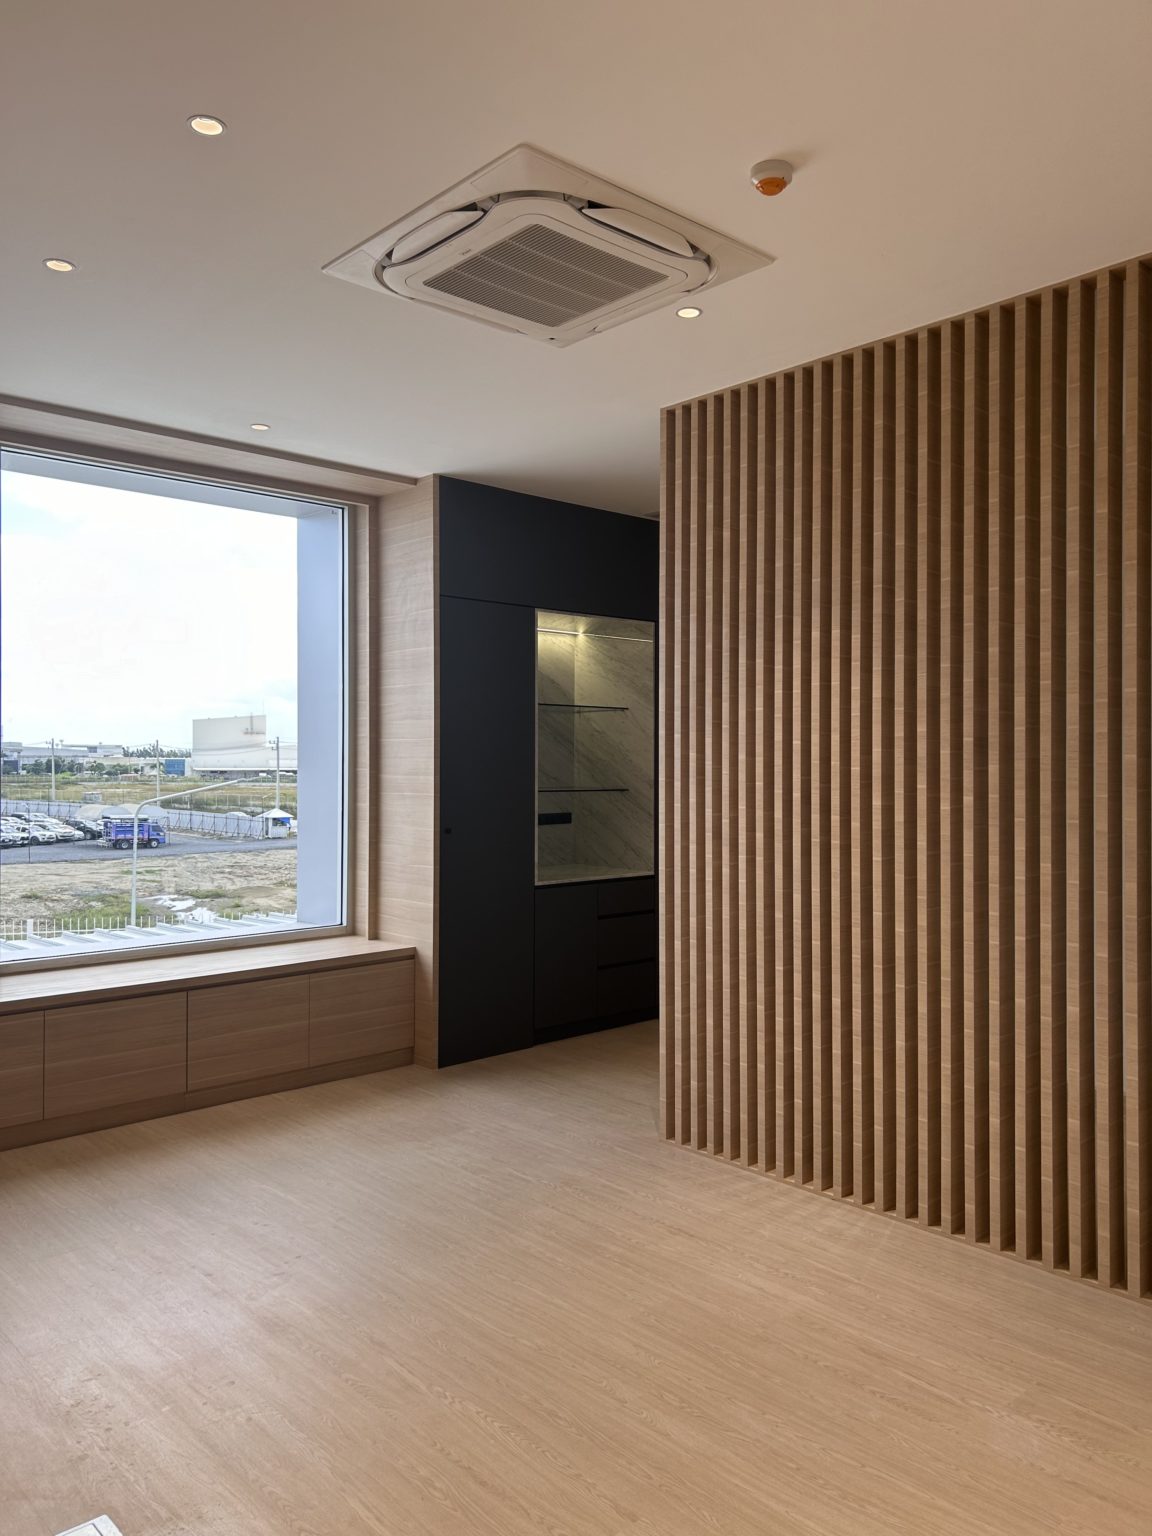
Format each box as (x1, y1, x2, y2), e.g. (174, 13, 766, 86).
(438, 596, 536, 1065)
(534, 883, 597, 1031)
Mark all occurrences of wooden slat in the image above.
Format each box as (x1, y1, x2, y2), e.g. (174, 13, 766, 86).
(659, 250, 1152, 1298)
(872, 342, 897, 1213)
(722, 388, 743, 1161)
(940, 320, 964, 1236)
(658, 407, 676, 1141)
(1122, 259, 1151, 1298)
(894, 334, 918, 1220)
(740, 384, 758, 1161)
(988, 304, 1016, 1254)
(1039, 286, 1069, 1269)
(687, 398, 707, 1150)
(756, 381, 776, 1172)
(1065, 278, 1096, 1280)
(1094, 272, 1125, 1288)
(795, 369, 815, 1185)
(705, 393, 725, 1156)
(1013, 297, 1042, 1262)
(812, 360, 833, 1191)
(962, 310, 990, 1245)
(849, 349, 873, 1205)
(916, 325, 941, 1228)
(774, 374, 795, 1179)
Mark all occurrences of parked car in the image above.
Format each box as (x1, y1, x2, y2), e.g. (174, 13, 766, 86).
(66, 817, 104, 840)
(24, 825, 57, 845)
(42, 819, 84, 842)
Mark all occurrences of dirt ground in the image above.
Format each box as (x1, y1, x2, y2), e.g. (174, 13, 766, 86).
(2, 849, 297, 918)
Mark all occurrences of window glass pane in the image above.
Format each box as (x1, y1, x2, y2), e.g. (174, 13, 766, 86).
(0, 452, 345, 962)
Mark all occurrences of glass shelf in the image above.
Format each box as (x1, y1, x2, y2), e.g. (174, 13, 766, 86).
(536, 607, 654, 885)
(539, 787, 630, 794)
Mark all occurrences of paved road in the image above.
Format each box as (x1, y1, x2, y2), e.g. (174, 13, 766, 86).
(0, 835, 296, 865)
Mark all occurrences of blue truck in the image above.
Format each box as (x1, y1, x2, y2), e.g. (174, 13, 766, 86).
(102, 816, 168, 850)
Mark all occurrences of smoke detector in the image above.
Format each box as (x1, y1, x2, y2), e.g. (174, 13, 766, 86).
(324, 145, 773, 346)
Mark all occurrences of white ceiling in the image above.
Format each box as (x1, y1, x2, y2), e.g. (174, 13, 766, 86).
(3, 0, 1151, 517)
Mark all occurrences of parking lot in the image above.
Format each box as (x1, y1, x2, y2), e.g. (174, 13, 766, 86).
(0, 833, 295, 864)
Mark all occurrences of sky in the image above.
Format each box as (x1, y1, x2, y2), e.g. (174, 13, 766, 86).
(0, 467, 299, 747)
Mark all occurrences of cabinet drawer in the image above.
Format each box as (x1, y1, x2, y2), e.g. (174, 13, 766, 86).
(309, 962, 414, 1066)
(46, 993, 187, 1117)
(597, 911, 657, 967)
(188, 977, 308, 1090)
(0, 1011, 44, 1128)
(597, 877, 656, 917)
(596, 960, 658, 1018)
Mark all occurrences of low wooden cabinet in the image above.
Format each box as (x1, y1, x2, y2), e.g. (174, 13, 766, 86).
(0, 951, 415, 1149)
(44, 992, 187, 1118)
(188, 976, 309, 1090)
(0, 1010, 44, 1128)
(309, 964, 414, 1066)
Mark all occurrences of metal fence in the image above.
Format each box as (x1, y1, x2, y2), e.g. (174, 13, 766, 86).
(1, 798, 273, 840)
(0, 911, 241, 941)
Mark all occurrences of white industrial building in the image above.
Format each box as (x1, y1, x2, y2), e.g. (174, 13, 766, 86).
(190, 714, 298, 773)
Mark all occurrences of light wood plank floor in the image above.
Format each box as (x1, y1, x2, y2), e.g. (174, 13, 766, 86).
(2, 1021, 1150, 1536)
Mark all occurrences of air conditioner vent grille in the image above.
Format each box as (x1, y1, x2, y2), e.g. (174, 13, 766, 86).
(424, 222, 666, 329)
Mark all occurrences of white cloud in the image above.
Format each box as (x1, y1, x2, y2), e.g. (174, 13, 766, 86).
(1, 471, 299, 745)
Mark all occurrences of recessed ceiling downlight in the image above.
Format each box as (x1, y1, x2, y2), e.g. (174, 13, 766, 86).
(43, 258, 76, 273)
(188, 114, 226, 136)
(676, 306, 702, 319)
(249, 423, 270, 432)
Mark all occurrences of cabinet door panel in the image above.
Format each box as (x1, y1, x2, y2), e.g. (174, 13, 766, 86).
(597, 877, 656, 917)
(45, 994, 187, 1117)
(596, 960, 659, 1018)
(535, 884, 597, 1030)
(597, 911, 658, 967)
(0, 1011, 44, 1128)
(188, 977, 308, 1091)
(438, 595, 536, 1065)
(309, 962, 414, 1066)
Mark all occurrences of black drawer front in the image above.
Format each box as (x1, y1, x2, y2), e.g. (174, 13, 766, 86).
(597, 911, 657, 968)
(597, 960, 658, 1017)
(597, 877, 656, 917)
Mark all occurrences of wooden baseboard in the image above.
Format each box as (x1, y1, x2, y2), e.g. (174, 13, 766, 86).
(0, 1048, 414, 1152)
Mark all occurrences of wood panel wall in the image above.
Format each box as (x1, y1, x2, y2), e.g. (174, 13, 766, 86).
(660, 254, 1151, 1297)
(370, 480, 440, 1067)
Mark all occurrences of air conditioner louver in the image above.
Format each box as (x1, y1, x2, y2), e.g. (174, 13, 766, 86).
(322, 145, 773, 347)
(424, 223, 667, 329)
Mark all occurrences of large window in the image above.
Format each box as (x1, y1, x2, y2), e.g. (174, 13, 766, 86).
(0, 451, 347, 964)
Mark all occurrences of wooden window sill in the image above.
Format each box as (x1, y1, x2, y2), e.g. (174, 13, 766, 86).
(0, 936, 415, 1015)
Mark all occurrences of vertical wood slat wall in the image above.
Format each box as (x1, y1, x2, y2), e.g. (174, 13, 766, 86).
(660, 255, 1152, 1297)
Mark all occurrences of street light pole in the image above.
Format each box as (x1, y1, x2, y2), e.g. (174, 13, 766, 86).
(154, 739, 161, 802)
(274, 735, 281, 815)
(128, 777, 260, 927)
(49, 737, 57, 804)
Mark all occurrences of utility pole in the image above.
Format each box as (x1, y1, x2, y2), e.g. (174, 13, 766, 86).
(274, 735, 281, 815)
(154, 739, 161, 801)
(49, 737, 57, 804)
(129, 777, 257, 926)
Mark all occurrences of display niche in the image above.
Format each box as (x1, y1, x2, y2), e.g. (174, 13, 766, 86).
(536, 609, 655, 885)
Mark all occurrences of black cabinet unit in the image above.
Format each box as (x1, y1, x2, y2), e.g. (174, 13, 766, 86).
(437, 596, 536, 1067)
(535, 876, 659, 1040)
(435, 479, 658, 1066)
